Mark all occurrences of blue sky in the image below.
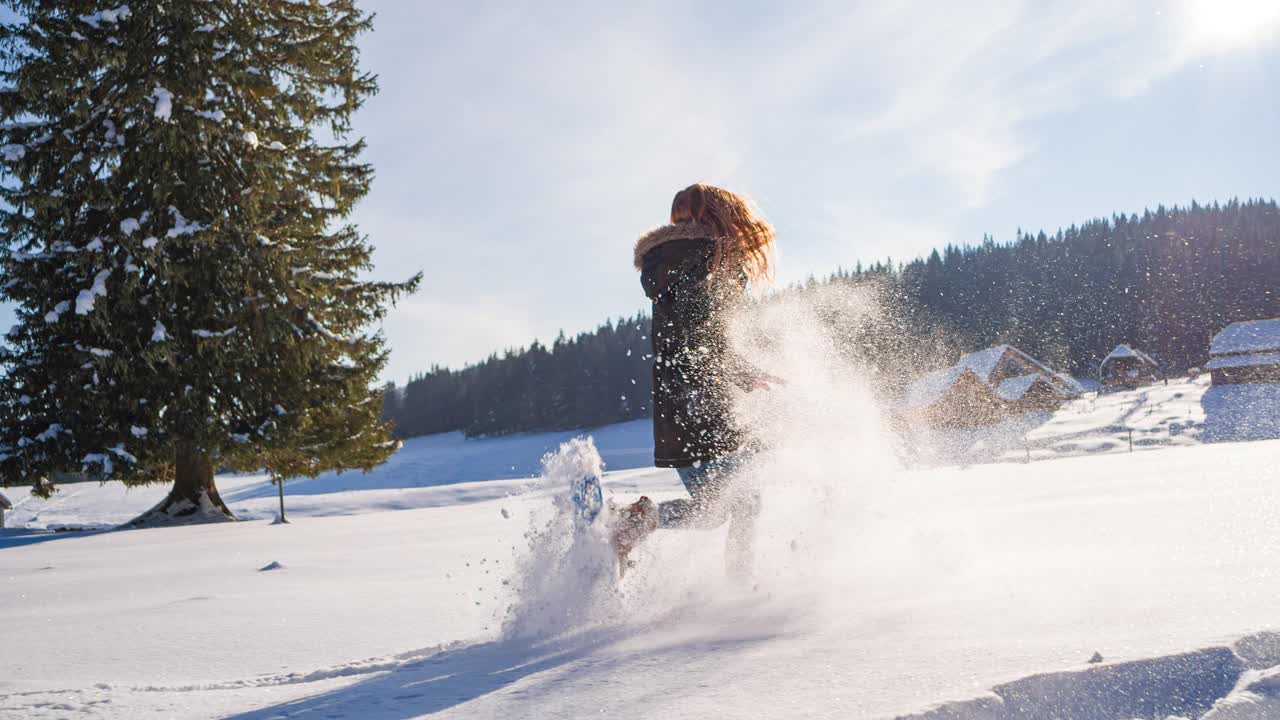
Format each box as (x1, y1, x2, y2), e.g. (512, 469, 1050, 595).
(4, 2, 1279, 383)
(351, 0, 1280, 383)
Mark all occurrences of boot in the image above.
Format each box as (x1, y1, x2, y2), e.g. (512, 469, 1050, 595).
(610, 496, 658, 568)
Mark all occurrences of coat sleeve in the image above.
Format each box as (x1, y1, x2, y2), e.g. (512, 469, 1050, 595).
(719, 340, 765, 391)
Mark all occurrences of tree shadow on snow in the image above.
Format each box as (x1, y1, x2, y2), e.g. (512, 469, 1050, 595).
(222, 604, 787, 719)
(0, 527, 106, 550)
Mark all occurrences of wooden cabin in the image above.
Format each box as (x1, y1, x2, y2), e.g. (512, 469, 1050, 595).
(1206, 319, 1280, 385)
(955, 345, 1081, 399)
(996, 373, 1070, 413)
(902, 366, 1008, 429)
(902, 344, 1080, 429)
(1099, 344, 1161, 390)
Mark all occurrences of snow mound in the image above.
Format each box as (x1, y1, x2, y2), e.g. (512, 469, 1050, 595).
(126, 490, 236, 528)
(1202, 666, 1280, 719)
(1234, 631, 1280, 669)
(904, 644, 1272, 720)
(1201, 384, 1280, 443)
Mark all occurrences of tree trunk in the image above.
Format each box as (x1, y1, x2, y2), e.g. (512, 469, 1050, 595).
(274, 478, 289, 524)
(125, 444, 236, 527)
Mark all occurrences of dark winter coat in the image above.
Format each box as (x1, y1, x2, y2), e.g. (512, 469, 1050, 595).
(634, 223, 758, 468)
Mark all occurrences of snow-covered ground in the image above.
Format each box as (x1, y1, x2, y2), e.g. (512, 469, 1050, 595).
(2, 383, 1280, 719)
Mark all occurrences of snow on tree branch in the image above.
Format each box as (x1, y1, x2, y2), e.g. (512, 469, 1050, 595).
(79, 6, 132, 30)
(75, 270, 111, 315)
(151, 85, 173, 122)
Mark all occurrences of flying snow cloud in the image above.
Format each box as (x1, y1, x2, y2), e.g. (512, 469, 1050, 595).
(500, 283, 976, 634)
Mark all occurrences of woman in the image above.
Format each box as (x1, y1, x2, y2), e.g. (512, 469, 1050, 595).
(612, 183, 781, 578)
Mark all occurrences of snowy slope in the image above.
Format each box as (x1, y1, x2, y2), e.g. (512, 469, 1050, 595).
(3, 384, 1280, 719)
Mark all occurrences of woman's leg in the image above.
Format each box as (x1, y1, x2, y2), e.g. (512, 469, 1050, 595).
(658, 459, 734, 529)
(658, 455, 760, 577)
(724, 488, 760, 579)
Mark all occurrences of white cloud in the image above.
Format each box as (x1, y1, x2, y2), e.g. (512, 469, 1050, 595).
(808, 1, 1279, 206)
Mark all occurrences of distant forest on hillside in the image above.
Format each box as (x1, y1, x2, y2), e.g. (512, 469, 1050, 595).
(383, 198, 1280, 439)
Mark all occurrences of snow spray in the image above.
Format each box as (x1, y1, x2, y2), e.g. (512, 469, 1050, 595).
(501, 436, 731, 640)
(724, 284, 902, 587)
(501, 437, 625, 639)
(502, 283, 982, 636)
(723, 283, 989, 610)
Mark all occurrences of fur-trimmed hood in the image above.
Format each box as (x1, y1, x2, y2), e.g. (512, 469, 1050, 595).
(632, 222, 713, 270)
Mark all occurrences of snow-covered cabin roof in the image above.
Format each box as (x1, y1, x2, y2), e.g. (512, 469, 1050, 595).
(956, 346, 1007, 380)
(995, 374, 1041, 401)
(1103, 344, 1139, 362)
(996, 373, 1070, 402)
(1100, 344, 1159, 373)
(907, 345, 1078, 410)
(902, 365, 967, 410)
(1054, 373, 1087, 395)
(1210, 318, 1280, 356)
(955, 344, 1055, 382)
(0, 490, 11, 510)
(1205, 351, 1280, 371)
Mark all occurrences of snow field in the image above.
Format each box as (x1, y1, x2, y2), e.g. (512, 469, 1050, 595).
(3, 340, 1280, 720)
(3, 435, 1280, 718)
(1, 501, 525, 696)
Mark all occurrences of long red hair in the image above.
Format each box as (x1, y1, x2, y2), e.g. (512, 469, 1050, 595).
(670, 184, 775, 286)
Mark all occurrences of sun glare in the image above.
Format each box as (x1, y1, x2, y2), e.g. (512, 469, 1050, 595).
(1180, 0, 1280, 51)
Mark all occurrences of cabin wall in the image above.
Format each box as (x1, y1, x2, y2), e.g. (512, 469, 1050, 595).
(1210, 365, 1280, 385)
(1102, 357, 1160, 389)
(922, 375, 1008, 429)
(1014, 384, 1068, 412)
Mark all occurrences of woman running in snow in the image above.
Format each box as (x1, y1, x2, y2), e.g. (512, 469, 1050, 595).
(612, 183, 782, 577)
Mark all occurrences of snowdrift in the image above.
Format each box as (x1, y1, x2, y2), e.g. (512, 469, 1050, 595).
(905, 633, 1280, 719)
(1201, 384, 1280, 443)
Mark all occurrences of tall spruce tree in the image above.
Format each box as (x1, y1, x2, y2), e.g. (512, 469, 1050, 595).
(0, 1, 419, 524)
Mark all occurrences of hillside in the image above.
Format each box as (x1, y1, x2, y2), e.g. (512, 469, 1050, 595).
(383, 199, 1280, 440)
